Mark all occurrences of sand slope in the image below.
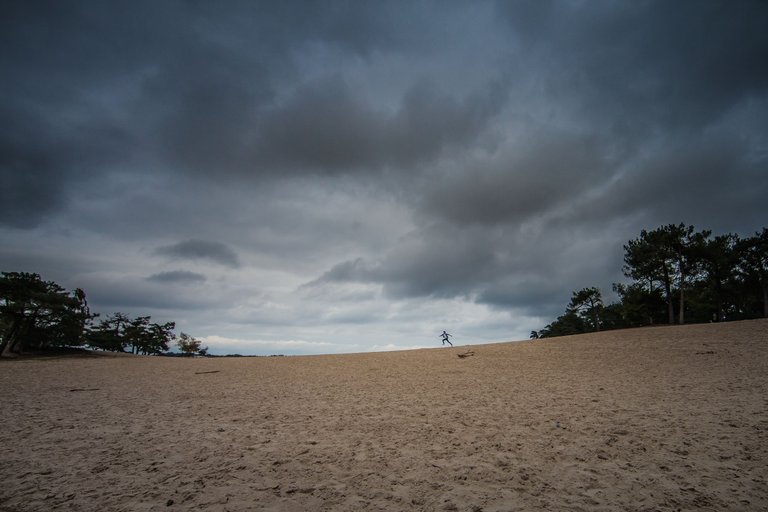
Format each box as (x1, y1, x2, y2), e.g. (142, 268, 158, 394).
(1, 319, 767, 511)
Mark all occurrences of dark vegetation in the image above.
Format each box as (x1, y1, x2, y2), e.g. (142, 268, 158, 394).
(0, 271, 207, 357)
(533, 224, 768, 338)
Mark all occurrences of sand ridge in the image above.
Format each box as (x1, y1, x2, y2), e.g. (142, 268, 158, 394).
(1, 319, 767, 511)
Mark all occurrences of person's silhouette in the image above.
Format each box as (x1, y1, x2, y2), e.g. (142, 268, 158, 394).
(440, 331, 453, 346)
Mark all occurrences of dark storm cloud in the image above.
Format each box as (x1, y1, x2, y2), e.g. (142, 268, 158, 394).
(255, 77, 505, 173)
(306, 224, 503, 300)
(372, 226, 501, 299)
(309, 220, 623, 313)
(2, 0, 767, 345)
(366, 0, 768, 309)
(421, 132, 614, 226)
(0, 1, 191, 226)
(0, 100, 135, 228)
(498, 0, 768, 130)
(143, 47, 271, 176)
(81, 275, 213, 312)
(155, 240, 239, 268)
(0, 142, 65, 228)
(596, 134, 768, 232)
(146, 270, 206, 284)
(477, 277, 570, 317)
(0, 0, 420, 226)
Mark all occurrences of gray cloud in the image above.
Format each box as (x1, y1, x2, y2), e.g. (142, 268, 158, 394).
(497, 0, 768, 131)
(305, 224, 500, 300)
(308, 220, 626, 315)
(0, 101, 135, 228)
(146, 270, 206, 284)
(255, 77, 506, 173)
(597, 134, 768, 230)
(2, 1, 767, 353)
(79, 275, 213, 313)
(476, 277, 571, 317)
(420, 131, 615, 226)
(155, 240, 240, 268)
(305, 258, 372, 286)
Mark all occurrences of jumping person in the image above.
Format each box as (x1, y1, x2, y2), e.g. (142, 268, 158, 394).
(440, 331, 453, 346)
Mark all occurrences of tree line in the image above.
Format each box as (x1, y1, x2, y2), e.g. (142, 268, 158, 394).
(533, 224, 767, 338)
(0, 271, 206, 357)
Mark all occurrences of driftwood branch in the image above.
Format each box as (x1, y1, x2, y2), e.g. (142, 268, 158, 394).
(194, 370, 220, 374)
(457, 350, 475, 359)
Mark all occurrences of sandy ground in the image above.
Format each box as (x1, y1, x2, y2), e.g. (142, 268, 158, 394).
(1, 319, 767, 512)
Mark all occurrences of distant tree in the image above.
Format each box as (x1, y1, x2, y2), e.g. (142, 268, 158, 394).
(537, 224, 767, 338)
(87, 312, 130, 352)
(624, 228, 676, 324)
(624, 223, 710, 324)
(124, 317, 175, 355)
(671, 225, 711, 324)
(0, 272, 92, 356)
(538, 309, 586, 338)
(699, 234, 740, 322)
(612, 282, 666, 327)
(568, 287, 604, 331)
(147, 321, 176, 355)
(1, 271, 193, 357)
(529, 330, 539, 340)
(177, 332, 202, 356)
(599, 301, 628, 331)
(738, 228, 768, 318)
(87, 313, 175, 355)
(124, 316, 150, 355)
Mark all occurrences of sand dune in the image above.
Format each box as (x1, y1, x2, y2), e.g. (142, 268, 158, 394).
(1, 319, 767, 511)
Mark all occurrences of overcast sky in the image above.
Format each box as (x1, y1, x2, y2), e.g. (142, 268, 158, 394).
(2, 1, 767, 355)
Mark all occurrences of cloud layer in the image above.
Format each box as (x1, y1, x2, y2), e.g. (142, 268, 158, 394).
(155, 240, 240, 268)
(2, 1, 767, 354)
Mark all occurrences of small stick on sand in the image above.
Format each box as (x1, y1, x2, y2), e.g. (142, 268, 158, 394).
(194, 370, 220, 375)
